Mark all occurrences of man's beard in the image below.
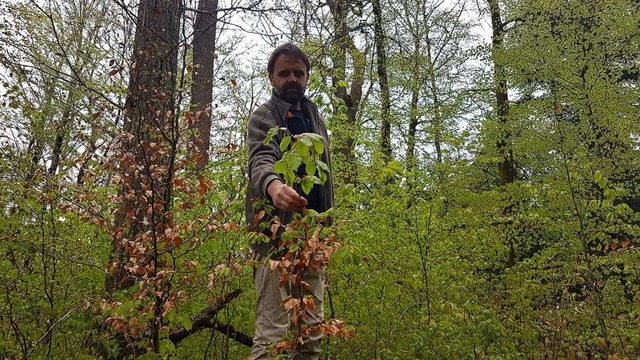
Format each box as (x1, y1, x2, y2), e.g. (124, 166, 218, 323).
(274, 83, 305, 104)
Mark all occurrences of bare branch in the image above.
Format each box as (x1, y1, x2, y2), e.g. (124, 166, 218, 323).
(168, 289, 252, 346)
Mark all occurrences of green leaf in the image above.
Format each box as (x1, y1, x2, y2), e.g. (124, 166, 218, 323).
(594, 170, 603, 182)
(313, 139, 324, 155)
(385, 161, 404, 175)
(296, 143, 310, 157)
(305, 160, 316, 176)
(289, 153, 302, 170)
(274, 160, 287, 175)
(300, 136, 313, 148)
(301, 177, 313, 194)
(285, 169, 295, 186)
(331, 246, 352, 266)
(305, 132, 325, 142)
(179, 317, 193, 331)
(264, 127, 279, 145)
(597, 176, 608, 189)
(317, 160, 329, 172)
(159, 339, 176, 354)
(319, 171, 327, 184)
(279, 136, 291, 152)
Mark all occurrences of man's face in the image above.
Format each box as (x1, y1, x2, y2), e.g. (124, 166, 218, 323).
(269, 54, 309, 104)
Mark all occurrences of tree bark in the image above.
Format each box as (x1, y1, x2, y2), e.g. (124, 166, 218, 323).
(114, 0, 182, 353)
(488, 0, 516, 269)
(188, 0, 218, 172)
(406, 85, 420, 173)
(328, 0, 365, 186)
(372, 0, 392, 163)
(168, 289, 252, 347)
(109, 0, 181, 291)
(425, 34, 443, 166)
(488, 0, 515, 186)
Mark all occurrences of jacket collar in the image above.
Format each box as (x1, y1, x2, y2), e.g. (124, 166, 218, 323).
(270, 92, 312, 126)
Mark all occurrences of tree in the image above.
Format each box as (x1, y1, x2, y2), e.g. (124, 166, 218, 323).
(388, 0, 478, 174)
(106, 0, 183, 354)
(0, 0, 122, 357)
(487, 0, 516, 186)
(325, 0, 368, 186)
(188, 0, 219, 173)
(372, 0, 392, 163)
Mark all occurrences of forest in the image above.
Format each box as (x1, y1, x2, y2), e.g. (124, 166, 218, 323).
(0, 0, 639, 359)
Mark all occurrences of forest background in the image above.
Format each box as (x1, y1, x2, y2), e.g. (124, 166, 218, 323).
(1, 0, 639, 359)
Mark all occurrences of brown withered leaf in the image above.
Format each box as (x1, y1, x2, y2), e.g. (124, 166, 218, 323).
(197, 179, 210, 195)
(554, 103, 563, 115)
(130, 265, 146, 275)
(184, 111, 194, 125)
(303, 297, 317, 312)
(222, 222, 238, 231)
(252, 210, 266, 226)
(285, 223, 295, 233)
(281, 298, 300, 312)
(270, 223, 280, 239)
(272, 340, 296, 357)
(173, 235, 183, 248)
(173, 178, 187, 188)
(269, 260, 280, 272)
(278, 272, 292, 288)
(300, 280, 311, 291)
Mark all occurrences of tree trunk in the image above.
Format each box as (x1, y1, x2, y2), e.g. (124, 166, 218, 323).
(425, 34, 443, 166)
(372, 0, 392, 163)
(488, 0, 516, 269)
(109, 0, 181, 292)
(328, 0, 365, 186)
(488, 0, 515, 186)
(188, 0, 218, 172)
(112, 0, 182, 353)
(406, 86, 420, 173)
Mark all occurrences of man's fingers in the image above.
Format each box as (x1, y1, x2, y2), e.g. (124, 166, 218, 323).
(267, 180, 307, 212)
(284, 187, 307, 205)
(278, 186, 307, 212)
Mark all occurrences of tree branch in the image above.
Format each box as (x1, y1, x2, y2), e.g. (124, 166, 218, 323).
(168, 289, 252, 347)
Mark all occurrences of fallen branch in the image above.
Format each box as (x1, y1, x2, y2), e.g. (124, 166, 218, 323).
(210, 322, 253, 347)
(169, 289, 252, 347)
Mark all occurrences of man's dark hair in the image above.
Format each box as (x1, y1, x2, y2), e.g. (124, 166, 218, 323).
(267, 43, 311, 75)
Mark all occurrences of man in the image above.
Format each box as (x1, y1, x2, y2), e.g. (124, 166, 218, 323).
(245, 43, 334, 359)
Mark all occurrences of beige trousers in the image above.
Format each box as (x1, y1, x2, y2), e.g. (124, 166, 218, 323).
(251, 256, 325, 360)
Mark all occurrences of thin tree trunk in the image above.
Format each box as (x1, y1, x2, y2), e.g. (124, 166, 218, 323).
(406, 87, 420, 173)
(372, 0, 392, 163)
(425, 34, 443, 165)
(188, 0, 218, 172)
(488, 0, 515, 186)
(328, 0, 365, 185)
(488, 0, 516, 269)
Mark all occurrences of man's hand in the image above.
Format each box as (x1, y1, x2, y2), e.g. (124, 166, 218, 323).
(267, 180, 307, 213)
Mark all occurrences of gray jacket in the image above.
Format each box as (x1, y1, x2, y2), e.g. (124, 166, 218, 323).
(245, 95, 334, 255)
